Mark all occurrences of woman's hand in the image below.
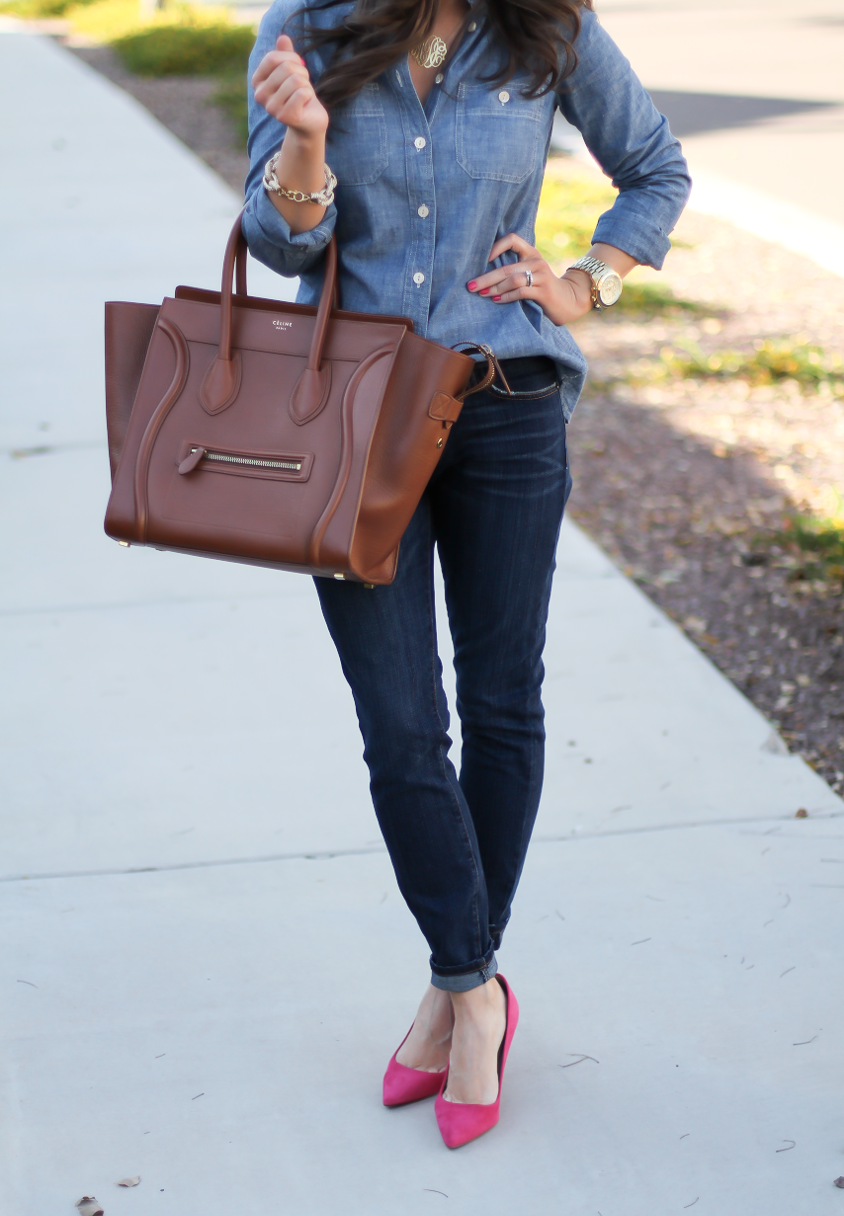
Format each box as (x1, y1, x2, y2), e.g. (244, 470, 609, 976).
(467, 232, 594, 327)
(251, 34, 329, 235)
(251, 34, 329, 140)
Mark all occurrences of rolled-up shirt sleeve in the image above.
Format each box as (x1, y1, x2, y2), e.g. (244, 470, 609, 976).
(556, 9, 691, 269)
(241, 4, 336, 278)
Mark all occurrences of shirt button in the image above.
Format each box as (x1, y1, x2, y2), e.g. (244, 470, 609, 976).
(499, 90, 510, 104)
(413, 272, 425, 285)
(417, 204, 429, 218)
(434, 72, 444, 84)
(468, 20, 477, 30)
(414, 136, 426, 150)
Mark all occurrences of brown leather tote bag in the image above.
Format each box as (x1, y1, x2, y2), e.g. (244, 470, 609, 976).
(103, 214, 495, 585)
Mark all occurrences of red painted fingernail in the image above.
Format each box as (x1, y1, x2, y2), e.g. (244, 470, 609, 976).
(467, 280, 477, 291)
(300, 56, 306, 64)
(479, 287, 490, 296)
(492, 295, 501, 302)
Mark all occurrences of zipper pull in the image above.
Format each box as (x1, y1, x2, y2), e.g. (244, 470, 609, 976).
(178, 447, 205, 475)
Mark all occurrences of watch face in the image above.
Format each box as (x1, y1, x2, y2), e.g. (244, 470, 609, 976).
(598, 272, 623, 307)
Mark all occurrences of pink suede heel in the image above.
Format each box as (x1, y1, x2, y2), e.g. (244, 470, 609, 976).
(382, 1025, 447, 1107)
(434, 974, 519, 1148)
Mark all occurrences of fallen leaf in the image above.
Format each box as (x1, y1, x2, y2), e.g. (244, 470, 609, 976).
(116, 1177, 140, 1187)
(795, 807, 808, 818)
(834, 1177, 844, 1188)
(76, 1199, 104, 1216)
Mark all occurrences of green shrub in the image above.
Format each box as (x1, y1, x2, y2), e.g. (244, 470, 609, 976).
(112, 21, 254, 76)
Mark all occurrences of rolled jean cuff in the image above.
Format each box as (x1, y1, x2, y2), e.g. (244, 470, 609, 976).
(430, 951, 498, 993)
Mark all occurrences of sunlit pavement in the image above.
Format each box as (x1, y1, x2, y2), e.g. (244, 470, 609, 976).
(552, 0, 844, 275)
(2, 28, 843, 1216)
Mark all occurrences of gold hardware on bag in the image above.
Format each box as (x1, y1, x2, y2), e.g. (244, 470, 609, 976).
(334, 573, 345, 580)
(118, 540, 130, 547)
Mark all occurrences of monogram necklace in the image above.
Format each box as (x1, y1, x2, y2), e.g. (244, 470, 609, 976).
(410, 10, 470, 71)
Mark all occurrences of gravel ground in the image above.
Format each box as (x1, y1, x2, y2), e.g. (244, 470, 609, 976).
(65, 45, 844, 797)
(568, 197, 844, 797)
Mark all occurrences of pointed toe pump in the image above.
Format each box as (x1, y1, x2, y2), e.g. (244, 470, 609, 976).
(382, 1027, 447, 1107)
(434, 975, 519, 1149)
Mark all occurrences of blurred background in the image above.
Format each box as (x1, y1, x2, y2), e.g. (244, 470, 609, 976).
(4, 0, 841, 788)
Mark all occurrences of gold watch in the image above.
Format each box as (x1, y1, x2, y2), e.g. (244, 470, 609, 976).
(570, 255, 623, 310)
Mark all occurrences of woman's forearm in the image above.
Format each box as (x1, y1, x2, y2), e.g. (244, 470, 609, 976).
(267, 128, 329, 235)
(251, 33, 331, 236)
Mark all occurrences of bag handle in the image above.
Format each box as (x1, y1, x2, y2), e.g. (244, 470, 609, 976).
(450, 342, 508, 400)
(235, 237, 248, 297)
(201, 213, 340, 415)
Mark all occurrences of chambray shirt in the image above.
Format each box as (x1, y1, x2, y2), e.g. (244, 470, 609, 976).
(243, 1, 691, 419)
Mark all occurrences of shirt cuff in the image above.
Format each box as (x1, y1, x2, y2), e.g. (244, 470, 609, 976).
(592, 196, 677, 270)
(242, 184, 337, 277)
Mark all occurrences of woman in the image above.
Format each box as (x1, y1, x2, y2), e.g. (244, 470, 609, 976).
(243, 0, 689, 1147)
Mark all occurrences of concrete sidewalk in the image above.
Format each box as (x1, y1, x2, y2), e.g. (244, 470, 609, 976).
(2, 30, 843, 1216)
(550, 0, 844, 278)
(597, 0, 844, 231)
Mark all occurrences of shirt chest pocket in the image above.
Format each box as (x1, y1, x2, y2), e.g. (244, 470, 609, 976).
(455, 82, 543, 184)
(327, 82, 389, 186)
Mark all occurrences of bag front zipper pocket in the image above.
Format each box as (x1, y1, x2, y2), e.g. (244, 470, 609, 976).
(176, 442, 313, 483)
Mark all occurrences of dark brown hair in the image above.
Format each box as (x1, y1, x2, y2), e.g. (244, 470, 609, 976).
(288, 0, 594, 111)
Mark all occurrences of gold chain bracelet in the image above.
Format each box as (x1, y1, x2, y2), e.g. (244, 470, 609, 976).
(262, 154, 337, 206)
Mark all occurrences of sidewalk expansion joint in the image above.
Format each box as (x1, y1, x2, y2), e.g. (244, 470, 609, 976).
(4, 809, 842, 885)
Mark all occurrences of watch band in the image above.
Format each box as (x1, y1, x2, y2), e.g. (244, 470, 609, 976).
(570, 255, 623, 310)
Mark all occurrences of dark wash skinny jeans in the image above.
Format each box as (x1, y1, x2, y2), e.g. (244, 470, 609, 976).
(315, 356, 572, 991)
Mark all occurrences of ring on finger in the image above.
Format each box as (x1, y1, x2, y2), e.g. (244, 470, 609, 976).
(523, 267, 533, 288)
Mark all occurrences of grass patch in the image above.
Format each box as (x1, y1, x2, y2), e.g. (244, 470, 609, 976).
(40, 0, 239, 44)
(659, 338, 844, 396)
(775, 513, 844, 588)
(613, 279, 711, 318)
(112, 18, 254, 76)
(535, 170, 616, 264)
(0, 0, 97, 15)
